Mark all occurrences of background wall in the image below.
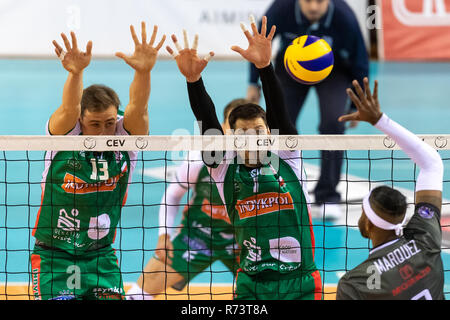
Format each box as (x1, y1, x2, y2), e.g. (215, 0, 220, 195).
(0, 0, 369, 58)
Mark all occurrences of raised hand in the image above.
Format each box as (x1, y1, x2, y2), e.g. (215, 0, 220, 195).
(53, 32, 92, 74)
(338, 78, 383, 126)
(231, 15, 276, 69)
(116, 22, 166, 73)
(166, 30, 214, 83)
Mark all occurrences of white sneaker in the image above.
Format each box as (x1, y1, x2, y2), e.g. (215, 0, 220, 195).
(126, 283, 154, 300)
(318, 203, 342, 221)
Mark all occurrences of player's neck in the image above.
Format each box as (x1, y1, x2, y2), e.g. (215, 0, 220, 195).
(371, 233, 399, 250)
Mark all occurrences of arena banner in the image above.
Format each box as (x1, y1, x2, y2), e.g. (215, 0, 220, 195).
(378, 0, 450, 60)
(0, 0, 368, 58)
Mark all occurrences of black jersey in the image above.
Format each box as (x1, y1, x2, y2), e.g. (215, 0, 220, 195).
(337, 202, 444, 300)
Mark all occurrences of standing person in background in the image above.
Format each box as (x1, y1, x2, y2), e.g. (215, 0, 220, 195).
(247, 0, 369, 219)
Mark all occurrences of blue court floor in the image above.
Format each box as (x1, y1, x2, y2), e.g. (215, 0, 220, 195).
(1, 59, 450, 297)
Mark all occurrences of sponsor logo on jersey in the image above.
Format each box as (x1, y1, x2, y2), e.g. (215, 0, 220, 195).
(65, 159, 82, 171)
(50, 295, 76, 300)
(392, 266, 431, 297)
(235, 192, 294, 219)
(243, 237, 261, 262)
(418, 205, 435, 219)
(87, 213, 111, 240)
(399, 264, 414, 280)
(269, 237, 301, 263)
(57, 208, 80, 232)
(32, 267, 40, 300)
(200, 198, 230, 223)
(92, 287, 123, 300)
(61, 165, 127, 194)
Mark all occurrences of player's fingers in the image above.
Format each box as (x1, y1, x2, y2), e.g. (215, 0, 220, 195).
(240, 23, 252, 41)
(267, 25, 276, 41)
(203, 51, 214, 62)
(249, 14, 258, 35)
(192, 34, 199, 51)
(183, 29, 189, 49)
(346, 88, 364, 110)
(115, 52, 130, 64)
(166, 45, 178, 59)
(141, 21, 147, 44)
(363, 77, 373, 102)
(85, 41, 93, 56)
(171, 34, 183, 53)
(231, 45, 245, 55)
(61, 33, 71, 51)
(52, 40, 63, 52)
(130, 25, 140, 46)
(149, 25, 158, 46)
(54, 48, 61, 58)
(70, 31, 78, 50)
(261, 16, 267, 36)
(338, 112, 359, 123)
(155, 34, 166, 51)
(352, 80, 369, 107)
(373, 80, 379, 102)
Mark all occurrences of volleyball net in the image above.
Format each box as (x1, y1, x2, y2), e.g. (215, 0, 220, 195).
(0, 134, 449, 300)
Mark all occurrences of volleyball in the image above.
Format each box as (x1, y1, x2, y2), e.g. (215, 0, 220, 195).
(284, 35, 334, 85)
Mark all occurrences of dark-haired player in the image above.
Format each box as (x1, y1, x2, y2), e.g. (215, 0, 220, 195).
(336, 78, 444, 300)
(165, 17, 322, 300)
(30, 23, 165, 300)
(126, 99, 247, 300)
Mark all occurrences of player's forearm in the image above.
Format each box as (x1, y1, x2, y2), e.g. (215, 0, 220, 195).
(375, 114, 443, 191)
(49, 72, 83, 134)
(61, 71, 83, 116)
(258, 64, 297, 135)
(129, 71, 151, 114)
(187, 78, 223, 135)
(249, 62, 260, 85)
(123, 71, 151, 135)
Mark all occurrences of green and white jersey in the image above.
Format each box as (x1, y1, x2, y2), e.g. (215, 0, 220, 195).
(160, 152, 234, 246)
(32, 116, 138, 255)
(209, 150, 316, 275)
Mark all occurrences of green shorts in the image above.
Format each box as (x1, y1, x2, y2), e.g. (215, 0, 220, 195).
(30, 244, 124, 300)
(234, 269, 322, 300)
(159, 228, 239, 288)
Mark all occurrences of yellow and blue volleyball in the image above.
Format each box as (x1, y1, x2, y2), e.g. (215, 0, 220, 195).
(284, 35, 334, 85)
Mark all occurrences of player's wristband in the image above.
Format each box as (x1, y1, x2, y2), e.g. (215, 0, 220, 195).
(375, 113, 443, 192)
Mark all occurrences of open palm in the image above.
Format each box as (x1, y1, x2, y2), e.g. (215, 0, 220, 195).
(166, 31, 214, 82)
(231, 16, 276, 69)
(53, 32, 92, 74)
(116, 22, 166, 73)
(339, 78, 383, 126)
